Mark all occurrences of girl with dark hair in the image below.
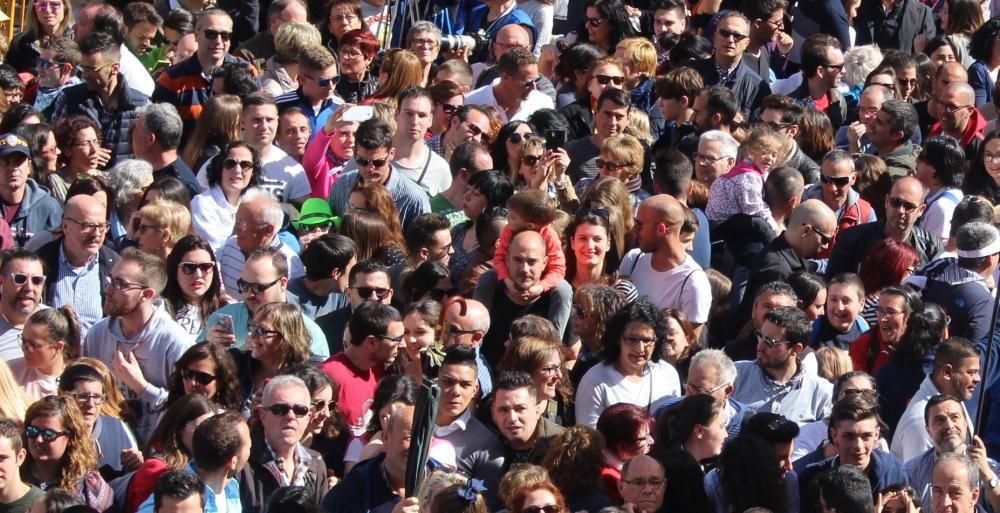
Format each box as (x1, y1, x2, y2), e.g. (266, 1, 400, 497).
(164, 341, 242, 412)
(938, 0, 983, 67)
(655, 394, 727, 467)
(282, 364, 344, 475)
(190, 141, 262, 252)
(657, 445, 713, 513)
(0, 103, 42, 133)
(343, 375, 419, 473)
(162, 235, 229, 338)
(575, 0, 638, 53)
(922, 36, 959, 68)
(707, 435, 788, 513)
(450, 170, 515, 281)
(492, 121, 535, 179)
(596, 403, 654, 502)
(400, 298, 445, 381)
(401, 261, 452, 305)
(564, 209, 625, 291)
(915, 137, 967, 243)
(553, 43, 607, 108)
(13, 306, 80, 401)
(848, 286, 923, 374)
(787, 271, 828, 321)
(16, 122, 58, 179)
(964, 130, 1000, 204)
(968, 17, 1000, 107)
(141, 177, 192, 209)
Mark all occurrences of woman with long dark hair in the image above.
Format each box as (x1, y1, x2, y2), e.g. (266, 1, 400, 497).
(574, 0, 638, 53)
(190, 141, 262, 252)
(968, 17, 1000, 107)
(162, 235, 229, 338)
(164, 341, 242, 412)
(964, 130, 1000, 204)
(706, 435, 789, 513)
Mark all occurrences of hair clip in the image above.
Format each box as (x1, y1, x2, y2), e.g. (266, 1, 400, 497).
(457, 479, 487, 503)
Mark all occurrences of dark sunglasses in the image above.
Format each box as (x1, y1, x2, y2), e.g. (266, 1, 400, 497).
(449, 326, 481, 336)
(522, 76, 541, 88)
(754, 330, 791, 348)
(5, 272, 45, 286)
(508, 132, 531, 144)
(301, 221, 333, 232)
(578, 207, 610, 219)
(224, 158, 253, 171)
(764, 121, 792, 131)
(264, 403, 311, 417)
(311, 75, 340, 87)
(312, 399, 336, 413)
(440, 103, 459, 116)
(353, 286, 391, 300)
(249, 323, 282, 338)
(523, 506, 562, 513)
(596, 158, 628, 171)
(180, 368, 216, 385)
(521, 155, 541, 166)
(356, 157, 389, 168)
(823, 62, 845, 70)
(585, 17, 604, 27)
(179, 262, 215, 275)
(889, 196, 920, 212)
(593, 74, 624, 86)
(237, 278, 281, 295)
(25, 425, 68, 442)
(819, 174, 851, 186)
(717, 28, 748, 43)
(429, 288, 459, 301)
(203, 29, 232, 41)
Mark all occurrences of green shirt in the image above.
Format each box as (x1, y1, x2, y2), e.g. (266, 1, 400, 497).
(0, 485, 43, 513)
(430, 193, 469, 227)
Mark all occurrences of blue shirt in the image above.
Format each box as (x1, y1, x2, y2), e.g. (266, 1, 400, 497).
(136, 463, 241, 513)
(51, 244, 103, 337)
(328, 169, 431, 230)
(198, 302, 330, 362)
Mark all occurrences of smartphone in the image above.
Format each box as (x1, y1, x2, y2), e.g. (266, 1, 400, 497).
(217, 314, 234, 334)
(343, 105, 374, 123)
(545, 129, 567, 150)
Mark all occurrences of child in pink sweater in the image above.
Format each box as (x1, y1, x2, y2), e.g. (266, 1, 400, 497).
(494, 189, 567, 298)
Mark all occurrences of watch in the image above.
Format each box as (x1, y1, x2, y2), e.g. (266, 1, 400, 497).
(989, 476, 999, 490)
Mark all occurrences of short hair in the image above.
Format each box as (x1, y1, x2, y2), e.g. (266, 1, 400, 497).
(934, 452, 981, 491)
(615, 38, 656, 77)
(242, 92, 278, 111)
(653, 148, 693, 197)
(240, 187, 284, 229)
(689, 349, 737, 387)
(436, 59, 473, 88)
(0, 418, 22, 453)
(106, 158, 152, 209)
(655, 67, 703, 103)
(701, 85, 740, 125)
(340, 28, 380, 60)
(38, 35, 81, 65)
(923, 394, 965, 427)
(819, 465, 874, 513)
(741, 0, 788, 21)
(349, 302, 402, 345)
(348, 259, 389, 286)
(301, 234, 356, 280)
(760, 95, 804, 125)
(429, 79, 463, 106)
(596, 88, 631, 111)
(406, 20, 442, 44)
(355, 119, 394, 151)
(196, 8, 232, 29)
(918, 136, 965, 189)
(261, 374, 308, 405)
(119, 247, 168, 295)
(441, 344, 479, 372)
(124, 2, 162, 27)
(449, 141, 489, 177)
(164, 8, 195, 34)
(699, 130, 739, 159)
(762, 306, 810, 346)
(153, 470, 204, 512)
(79, 31, 120, 60)
(507, 190, 557, 226)
(299, 44, 337, 71)
(397, 86, 432, 108)
(493, 370, 535, 398)
(88, 2, 126, 44)
(467, 170, 515, 210)
(951, 196, 994, 239)
(956, 221, 1000, 270)
(933, 337, 980, 374)
(755, 281, 798, 304)
(404, 213, 451, 255)
(880, 99, 919, 142)
(800, 33, 841, 78)
(829, 395, 881, 432)
(213, 63, 257, 96)
(274, 22, 322, 63)
(246, 246, 289, 279)
(828, 272, 865, 300)
(140, 103, 183, 150)
(765, 167, 805, 207)
(832, 370, 876, 399)
(267, 0, 306, 20)
(497, 48, 536, 76)
(192, 412, 245, 472)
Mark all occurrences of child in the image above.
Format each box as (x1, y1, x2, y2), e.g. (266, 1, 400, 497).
(494, 190, 567, 299)
(704, 126, 783, 231)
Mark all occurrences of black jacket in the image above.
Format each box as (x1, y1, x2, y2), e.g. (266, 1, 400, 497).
(854, 0, 935, 54)
(825, 220, 940, 279)
(789, 81, 848, 131)
(559, 97, 594, 141)
(740, 233, 809, 321)
(36, 238, 120, 305)
(690, 57, 771, 114)
(241, 426, 329, 513)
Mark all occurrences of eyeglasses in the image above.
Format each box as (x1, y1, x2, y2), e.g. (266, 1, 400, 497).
(985, 152, 1000, 165)
(808, 224, 833, 245)
(33, 1, 61, 10)
(249, 323, 282, 338)
(764, 121, 792, 131)
(717, 28, 748, 42)
(464, 121, 484, 137)
(37, 58, 66, 69)
(940, 103, 972, 114)
(5, 272, 45, 286)
(596, 158, 629, 171)
(622, 335, 656, 347)
(301, 221, 333, 232)
(684, 381, 730, 395)
(340, 49, 365, 59)
(378, 333, 405, 344)
(889, 196, 920, 212)
(180, 262, 215, 275)
(755, 329, 792, 348)
(352, 286, 391, 300)
(356, 156, 389, 168)
(224, 158, 253, 171)
(819, 174, 852, 187)
(869, 82, 894, 89)
(18, 334, 49, 352)
(202, 29, 232, 41)
(841, 388, 878, 399)
(823, 62, 845, 70)
(524, 506, 562, 513)
(876, 307, 905, 319)
(898, 78, 918, 87)
(693, 153, 727, 164)
(308, 75, 340, 88)
(79, 62, 113, 75)
(108, 277, 147, 292)
(410, 37, 439, 48)
(622, 477, 666, 488)
(25, 425, 69, 442)
(264, 403, 311, 417)
(521, 155, 542, 166)
(237, 278, 281, 295)
(312, 399, 337, 413)
(64, 218, 110, 233)
(180, 368, 216, 385)
(429, 288, 459, 301)
(540, 365, 561, 376)
(440, 103, 459, 116)
(234, 219, 270, 231)
(593, 74, 624, 86)
(522, 76, 541, 88)
(585, 17, 605, 27)
(70, 392, 106, 405)
(330, 13, 358, 22)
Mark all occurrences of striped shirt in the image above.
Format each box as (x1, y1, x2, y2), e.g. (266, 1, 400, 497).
(328, 168, 432, 230)
(51, 245, 103, 338)
(217, 235, 304, 301)
(152, 54, 249, 139)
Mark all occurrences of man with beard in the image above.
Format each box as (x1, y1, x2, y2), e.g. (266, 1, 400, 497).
(928, 83, 986, 166)
(731, 306, 833, 425)
(905, 395, 1000, 512)
(38, 194, 118, 336)
(82, 247, 191, 444)
(0, 250, 48, 360)
(893, 338, 982, 463)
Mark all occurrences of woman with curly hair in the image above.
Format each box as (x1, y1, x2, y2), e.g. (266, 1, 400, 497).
(541, 426, 613, 512)
(499, 336, 575, 426)
(569, 284, 628, 388)
(50, 116, 103, 203)
(575, 299, 681, 427)
(164, 341, 242, 412)
(190, 141, 262, 252)
(22, 395, 112, 511)
(595, 403, 654, 502)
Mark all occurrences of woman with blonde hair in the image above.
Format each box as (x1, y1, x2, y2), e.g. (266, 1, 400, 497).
(338, 211, 407, 266)
(6, 0, 73, 73)
(576, 135, 647, 212)
(235, 303, 312, 406)
(12, 306, 80, 402)
(132, 199, 192, 262)
(364, 49, 424, 108)
(816, 347, 853, 382)
(499, 336, 574, 425)
(261, 22, 323, 96)
(181, 94, 243, 171)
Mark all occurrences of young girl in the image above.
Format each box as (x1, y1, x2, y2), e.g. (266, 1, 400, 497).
(493, 190, 567, 299)
(704, 126, 783, 231)
(400, 299, 446, 381)
(11, 306, 80, 402)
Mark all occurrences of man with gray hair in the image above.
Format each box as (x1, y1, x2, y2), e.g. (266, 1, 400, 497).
(802, 149, 876, 246)
(131, 103, 200, 197)
(235, 0, 307, 71)
(932, 452, 982, 513)
(652, 349, 750, 439)
(695, 130, 739, 187)
(919, 222, 1000, 343)
(217, 188, 304, 300)
(869, 99, 921, 178)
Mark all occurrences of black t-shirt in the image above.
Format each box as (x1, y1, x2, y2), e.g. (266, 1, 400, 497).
(481, 287, 552, 366)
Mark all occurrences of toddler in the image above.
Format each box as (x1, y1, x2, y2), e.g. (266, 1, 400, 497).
(494, 190, 566, 299)
(704, 126, 783, 231)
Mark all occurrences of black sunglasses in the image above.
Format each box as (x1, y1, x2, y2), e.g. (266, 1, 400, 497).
(179, 262, 215, 275)
(25, 425, 68, 442)
(356, 157, 389, 168)
(578, 207, 610, 219)
(203, 29, 232, 41)
(521, 155, 541, 166)
(353, 286, 391, 300)
(237, 278, 281, 295)
(593, 74, 624, 86)
(249, 323, 282, 338)
(311, 75, 340, 87)
(180, 368, 216, 385)
(717, 28, 748, 43)
(224, 158, 253, 171)
(819, 174, 851, 186)
(264, 403, 310, 417)
(5, 272, 45, 286)
(509, 132, 531, 144)
(429, 288, 459, 301)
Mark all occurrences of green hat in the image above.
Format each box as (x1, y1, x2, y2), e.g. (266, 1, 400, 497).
(291, 198, 338, 230)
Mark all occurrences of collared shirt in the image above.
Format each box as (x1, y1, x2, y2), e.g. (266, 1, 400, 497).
(263, 441, 314, 488)
(217, 235, 304, 301)
(713, 59, 740, 85)
(51, 244, 102, 337)
(891, 375, 974, 462)
(434, 409, 473, 438)
(906, 448, 999, 506)
(731, 360, 833, 425)
(328, 169, 431, 230)
(463, 79, 554, 123)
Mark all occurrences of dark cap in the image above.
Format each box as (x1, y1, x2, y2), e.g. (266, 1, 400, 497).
(0, 134, 29, 158)
(744, 412, 800, 443)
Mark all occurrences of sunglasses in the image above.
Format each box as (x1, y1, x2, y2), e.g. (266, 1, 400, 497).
(429, 288, 459, 301)
(593, 74, 624, 86)
(578, 207, 610, 219)
(37, 58, 66, 69)
(524, 506, 562, 513)
(179, 262, 215, 275)
(522, 77, 541, 88)
(823, 62, 845, 70)
(521, 155, 542, 166)
(312, 399, 336, 413)
(810, 225, 833, 245)
(237, 278, 280, 295)
(6, 272, 45, 286)
(889, 196, 920, 212)
(224, 158, 253, 171)
(180, 368, 216, 385)
(203, 29, 232, 41)
(264, 403, 311, 417)
(310, 75, 340, 87)
(356, 157, 389, 168)
(440, 103, 459, 116)
(25, 425, 68, 442)
(819, 174, 851, 186)
(764, 121, 792, 131)
(717, 28, 748, 43)
(509, 132, 531, 144)
(249, 323, 282, 338)
(585, 17, 605, 26)
(301, 221, 333, 232)
(353, 286, 391, 300)
(596, 158, 628, 171)
(755, 329, 791, 348)
(33, 1, 60, 10)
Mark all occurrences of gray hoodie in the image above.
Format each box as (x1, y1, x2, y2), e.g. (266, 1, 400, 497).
(82, 299, 193, 444)
(3, 179, 62, 247)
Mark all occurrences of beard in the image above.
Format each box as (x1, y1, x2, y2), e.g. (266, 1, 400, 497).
(104, 296, 142, 318)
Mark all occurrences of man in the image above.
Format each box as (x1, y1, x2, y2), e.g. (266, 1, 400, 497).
(742, 0, 791, 86)
(320, 302, 403, 437)
(732, 306, 833, 424)
(440, 297, 494, 395)
(241, 376, 328, 513)
(566, 88, 633, 182)
(153, 9, 248, 139)
(621, 195, 712, 331)
(74, 2, 156, 97)
(798, 395, 908, 494)
(289, 233, 355, 319)
(391, 87, 452, 196)
(920, 62, 968, 138)
(929, 82, 986, 162)
(474, 231, 572, 364)
(276, 108, 311, 163)
(430, 105, 492, 162)
(392, 213, 453, 294)
(138, 412, 250, 513)
(690, 11, 770, 113)
(132, 103, 200, 197)
(827, 176, 940, 277)
(931, 453, 982, 513)
(839, 85, 895, 154)
(759, 95, 820, 184)
(123, 3, 161, 70)
(0, 419, 42, 513)
(0, 135, 62, 247)
(0, 250, 47, 360)
(652, 148, 710, 268)
(276, 45, 343, 134)
(691, 85, 740, 136)
(653, 68, 702, 154)
(235, 0, 307, 71)
(82, 248, 192, 443)
(328, 119, 431, 230)
(315, 260, 393, 354)
(817, 466, 873, 513)
(153, 471, 205, 513)
(693, 130, 738, 187)
(915, 138, 964, 244)
(869, 99, 922, 178)
(744, 412, 801, 478)
(472, 24, 542, 89)
(765, 167, 805, 231)
(853, 0, 934, 54)
(788, 34, 846, 129)
(464, 48, 552, 123)
(726, 281, 798, 362)
(651, 349, 751, 440)
(201, 247, 328, 358)
(812, 273, 869, 349)
(803, 150, 876, 247)
(435, 59, 474, 93)
(431, 141, 493, 226)
(653, 0, 687, 40)
(216, 188, 304, 300)
(617, 455, 666, 513)
(894, 338, 982, 462)
(37, 195, 116, 334)
(33, 36, 81, 117)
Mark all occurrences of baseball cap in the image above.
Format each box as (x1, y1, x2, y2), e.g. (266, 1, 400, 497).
(744, 412, 800, 443)
(0, 134, 29, 158)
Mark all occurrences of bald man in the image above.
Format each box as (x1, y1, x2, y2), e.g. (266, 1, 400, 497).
(827, 176, 940, 278)
(619, 455, 667, 513)
(474, 230, 572, 367)
(922, 61, 970, 136)
(930, 82, 986, 159)
(37, 194, 120, 335)
(622, 195, 713, 334)
(441, 297, 495, 394)
(472, 24, 558, 100)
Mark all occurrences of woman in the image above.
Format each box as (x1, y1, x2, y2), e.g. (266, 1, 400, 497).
(51, 116, 103, 203)
(552, 43, 607, 109)
(190, 142, 262, 252)
(233, 302, 312, 412)
(968, 17, 1000, 108)
(401, 262, 452, 305)
(541, 427, 613, 513)
(123, 394, 216, 513)
(865, 66, 904, 102)
(131, 200, 191, 262)
(318, 0, 367, 55)
(939, 0, 982, 68)
(162, 235, 229, 339)
(11, 306, 80, 402)
(303, 104, 359, 200)
(579, 177, 635, 252)
(492, 121, 534, 179)
(6, 0, 73, 73)
(915, 137, 966, 243)
(510, 480, 570, 513)
(450, 170, 515, 281)
(564, 209, 637, 300)
(569, 284, 628, 388)
(400, 299, 445, 382)
(339, 211, 407, 266)
(181, 95, 242, 172)
(655, 394, 727, 468)
(347, 180, 406, 242)
(499, 336, 574, 426)
(882, 51, 919, 103)
(141, 178, 192, 208)
(575, 135, 648, 211)
(922, 37, 959, 68)
(22, 396, 112, 511)
(796, 107, 836, 163)
(17, 123, 59, 179)
(849, 286, 922, 374)
(787, 271, 828, 322)
(511, 135, 549, 191)
(283, 364, 342, 474)
(336, 29, 380, 104)
(106, 160, 154, 249)
(164, 341, 242, 412)
(706, 435, 789, 513)
(430, 80, 464, 136)
(261, 23, 323, 97)
(344, 375, 418, 473)
(574, 0, 638, 54)
(559, 57, 626, 140)
(858, 239, 920, 326)
(364, 49, 424, 109)
(575, 299, 682, 427)
(964, 130, 1000, 204)
(662, 309, 700, 384)
(595, 403, 653, 502)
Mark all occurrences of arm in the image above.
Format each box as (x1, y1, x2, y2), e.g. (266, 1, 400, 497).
(303, 129, 336, 199)
(970, 64, 991, 108)
(574, 372, 605, 428)
(493, 225, 514, 280)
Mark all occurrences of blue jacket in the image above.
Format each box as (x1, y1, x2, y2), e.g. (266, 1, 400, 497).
(799, 450, 909, 497)
(3, 179, 62, 247)
(970, 60, 995, 109)
(689, 58, 770, 114)
(465, 5, 537, 48)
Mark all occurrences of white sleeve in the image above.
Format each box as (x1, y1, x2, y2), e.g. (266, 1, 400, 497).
(286, 162, 313, 201)
(682, 270, 713, 324)
(575, 367, 606, 428)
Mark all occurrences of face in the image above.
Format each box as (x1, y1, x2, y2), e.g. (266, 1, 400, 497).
(897, 67, 917, 101)
(531, 350, 562, 401)
(1, 258, 44, 317)
(571, 222, 610, 268)
(585, 6, 610, 45)
(408, 30, 440, 65)
(618, 457, 666, 513)
(595, 102, 630, 139)
(329, 122, 358, 161)
(937, 87, 974, 133)
(870, 110, 899, 149)
(511, 64, 540, 101)
(587, 64, 624, 102)
(240, 257, 286, 312)
(825, 282, 861, 333)
(876, 293, 909, 346)
(884, 180, 926, 235)
(506, 237, 547, 292)
(261, 385, 312, 450)
(931, 45, 957, 68)
(517, 145, 545, 186)
(492, 27, 531, 62)
(126, 21, 158, 55)
(818, 47, 845, 90)
(36, 49, 67, 89)
(714, 16, 750, 61)
(450, 110, 490, 146)
(347, 271, 392, 309)
(433, 95, 463, 134)
(0, 436, 25, 494)
(220, 146, 254, 195)
(34, 0, 64, 33)
(248, 311, 285, 364)
(653, 7, 685, 36)
(370, 320, 405, 365)
(66, 127, 101, 173)
(932, 460, 980, 513)
(21, 321, 59, 370)
(858, 90, 886, 131)
(984, 139, 1000, 183)
(751, 292, 797, 331)
(798, 287, 826, 321)
(354, 145, 394, 184)
(104, 260, 149, 317)
(696, 410, 728, 458)
(521, 490, 562, 513)
(242, 104, 279, 148)
(196, 14, 233, 64)
(62, 200, 108, 257)
(437, 363, 479, 421)
(402, 312, 435, 362)
(26, 415, 68, 462)
(619, 321, 656, 374)
(307, 385, 334, 436)
(492, 387, 540, 446)
(504, 124, 533, 166)
(685, 363, 729, 403)
(694, 139, 733, 184)
(172, 34, 198, 65)
(181, 356, 219, 398)
(756, 8, 784, 40)
(277, 112, 311, 160)
(830, 417, 879, 469)
(397, 97, 434, 142)
(820, 159, 856, 207)
(235, 201, 275, 255)
(461, 186, 488, 218)
(69, 380, 103, 426)
(755, 320, 798, 370)
(135, 212, 167, 254)
(572, 296, 599, 341)
(327, 5, 361, 40)
(301, 63, 339, 104)
(661, 317, 691, 364)
(927, 400, 968, 454)
(425, 229, 453, 265)
(944, 356, 981, 401)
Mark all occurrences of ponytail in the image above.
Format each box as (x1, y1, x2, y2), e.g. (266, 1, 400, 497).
(26, 306, 81, 360)
(655, 395, 721, 449)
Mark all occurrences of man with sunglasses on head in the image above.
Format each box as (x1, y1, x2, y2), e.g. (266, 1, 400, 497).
(787, 34, 846, 129)
(33, 36, 81, 118)
(690, 11, 770, 115)
(731, 306, 833, 425)
(0, 250, 49, 361)
(316, 259, 393, 355)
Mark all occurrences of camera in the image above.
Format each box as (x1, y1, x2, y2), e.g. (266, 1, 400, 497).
(440, 34, 478, 52)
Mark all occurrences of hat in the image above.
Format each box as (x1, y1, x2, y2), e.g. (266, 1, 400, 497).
(743, 412, 800, 443)
(0, 134, 29, 158)
(291, 198, 338, 230)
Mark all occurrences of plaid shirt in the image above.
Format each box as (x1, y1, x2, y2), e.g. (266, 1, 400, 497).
(263, 441, 315, 488)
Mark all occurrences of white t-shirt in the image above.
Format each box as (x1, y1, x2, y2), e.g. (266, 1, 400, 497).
(575, 360, 681, 428)
(619, 250, 713, 324)
(919, 188, 963, 244)
(464, 80, 554, 123)
(393, 148, 452, 197)
(196, 146, 312, 203)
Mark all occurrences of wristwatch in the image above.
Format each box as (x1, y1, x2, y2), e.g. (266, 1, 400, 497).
(988, 476, 999, 490)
